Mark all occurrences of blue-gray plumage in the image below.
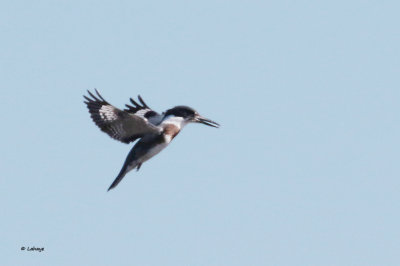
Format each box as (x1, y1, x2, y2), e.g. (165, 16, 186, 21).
(83, 90, 220, 191)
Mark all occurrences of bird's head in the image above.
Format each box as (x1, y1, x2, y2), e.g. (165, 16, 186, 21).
(164, 106, 220, 128)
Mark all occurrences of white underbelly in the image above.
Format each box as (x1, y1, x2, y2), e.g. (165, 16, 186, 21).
(139, 143, 168, 163)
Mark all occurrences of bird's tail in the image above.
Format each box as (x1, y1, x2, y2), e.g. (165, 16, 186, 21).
(107, 166, 128, 191)
(107, 144, 146, 191)
(107, 163, 142, 191)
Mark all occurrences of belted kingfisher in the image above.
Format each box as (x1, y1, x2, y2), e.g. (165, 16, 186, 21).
(84, 90, 220, 191)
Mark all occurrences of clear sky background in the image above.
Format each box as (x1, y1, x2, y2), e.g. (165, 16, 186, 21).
(1, 0, 399, 265)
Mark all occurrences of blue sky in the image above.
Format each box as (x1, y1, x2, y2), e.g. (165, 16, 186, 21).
(2, 0, 400, 265)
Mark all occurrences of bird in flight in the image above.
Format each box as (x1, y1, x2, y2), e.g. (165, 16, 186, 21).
(83, 90, 220, 191)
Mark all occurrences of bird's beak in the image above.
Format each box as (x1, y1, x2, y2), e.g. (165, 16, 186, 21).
(194, 115, 220, 128)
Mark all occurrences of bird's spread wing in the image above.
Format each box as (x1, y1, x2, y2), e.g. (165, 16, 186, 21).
(84, 90, 162, 144)
(124, 96, 163, 126)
